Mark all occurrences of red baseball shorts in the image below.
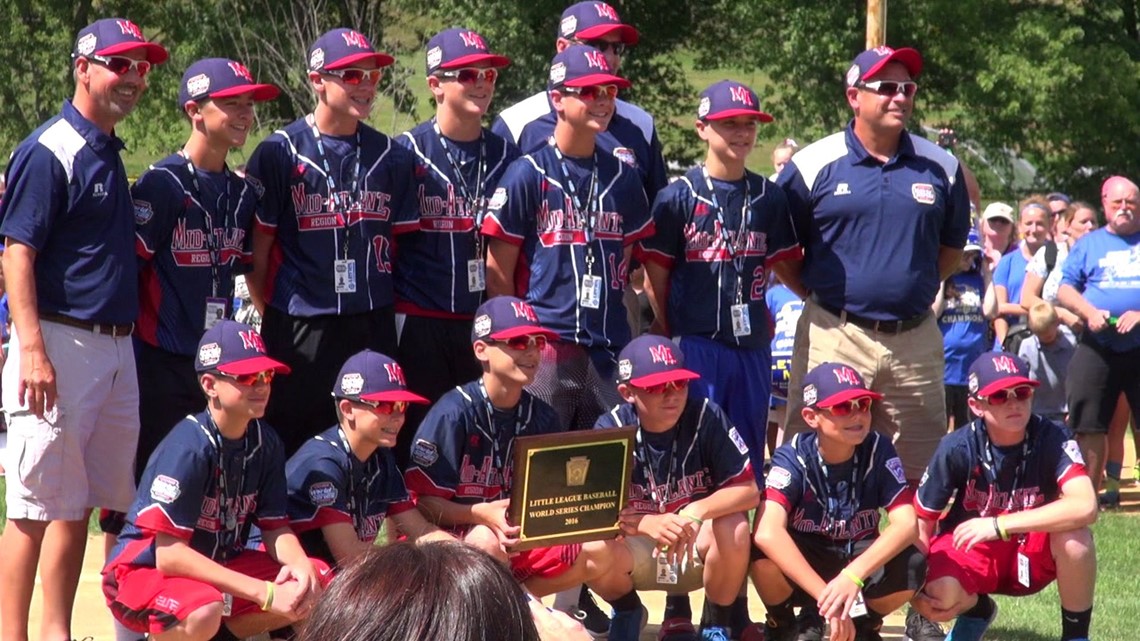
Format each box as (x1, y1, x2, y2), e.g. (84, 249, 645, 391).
(103, 549, 332, 634)
(510, 543, 583, 583)
(926, 530, 1056, 597)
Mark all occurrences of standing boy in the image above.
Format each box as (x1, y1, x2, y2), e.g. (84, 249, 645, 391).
(911, 351, 1096, 641)
(103, 320, 330, 640)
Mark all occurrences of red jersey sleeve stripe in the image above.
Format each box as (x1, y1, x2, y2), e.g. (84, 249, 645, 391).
(290, 507, 353, 533)
(134, 505, 194, 540)
(480, 215, 525, 245)
(765, 245, 804, 266)
(624, 219, 655, 246)
(638, 245, 675, 268)
(1058, 464, 1089, 490)
(388, 499, 416, 516)
(763, 488, 793, 511)
(404, 469, 457, 500)
(885, 486, 915, 512)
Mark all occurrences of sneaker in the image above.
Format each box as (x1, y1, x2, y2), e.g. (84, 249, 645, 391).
(945, 597, 998, 641)
(699, 627, 731, 641)
(1098, 491, 1121, 510)
(566, 588, 612, 638)
(607, 605, 649, 641)
(658, 617, 699, 641)
(795, 609, 823, 641)
(904, 607, 946, 641)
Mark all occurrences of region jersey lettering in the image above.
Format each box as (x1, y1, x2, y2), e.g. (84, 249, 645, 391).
(105, 413, 289, 571)
(481, 146, 652, 347)
(640, 167, 801, 348)
(133, 154, 257, 355)
(915, 416, 1087, 533)
(245, 119, 419, 316)
(394, 123, 520, 317)
(765, 432, 911, 544)
(405, 381, 561, 505)
(594, 399, 753, 514)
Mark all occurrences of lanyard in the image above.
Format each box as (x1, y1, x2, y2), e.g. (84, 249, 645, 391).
(635, 423, 680, 514)
(795, 436, 862, 555)
(432, 120, 488, 253)
(550, 142, 600, 270)
(331, 427, 377, 533)
(476, 380, 526, 495)
(179, 151, 232, 297)
(195, 415, 249, 552)
(974, 420, 1030, 516)
(307, 114, 362, 259)
(700, 166, 751, 301)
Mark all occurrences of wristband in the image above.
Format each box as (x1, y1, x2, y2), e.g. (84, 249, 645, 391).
(260, 580, 275, 612)
(993, 516, 1010, 541)
(840, 568, 864, 589)
(678, 511, 703, 526)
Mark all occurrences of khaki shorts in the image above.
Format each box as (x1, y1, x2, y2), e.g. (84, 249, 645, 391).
(3, 321, 140, 521)
(783, 299, 946, 480)
(627, 535, 706, 594)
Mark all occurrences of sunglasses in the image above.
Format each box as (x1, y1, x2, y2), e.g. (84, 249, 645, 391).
(635, 379, 689, 395)
(561, 84, 620, 101)
(87, 54, 152, 78)
(357, 399, 409, 414)
(488, 335, 549, 351)
(323, 67, 382, 86)
(856, 80, 918, 98)
(818, 397, 873, 417)
(436, 67, 499, 85)
(577, 40, 628, 56)
(981, 385, 1034, 405)
(213, 370, 276, 386)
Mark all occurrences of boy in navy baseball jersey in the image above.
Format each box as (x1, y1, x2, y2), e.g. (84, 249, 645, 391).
(595, 335, 758, 641)
(482, 45, 653, 433)
(911, 351, 1096, 641)
(752, 363, 924, 641)
(131, 56, 279, 507)
(641, 80, 800, 477)
(245, 28, 419, 456)
(393, 27, 519, 468)
(286, 349, 450, 567)
(404, 296, 642, 638)
(103, 321, 331, 640)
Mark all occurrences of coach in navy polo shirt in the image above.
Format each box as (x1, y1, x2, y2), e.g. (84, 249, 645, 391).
(0, 18, 167, 641)
(776, 46, 971, 484)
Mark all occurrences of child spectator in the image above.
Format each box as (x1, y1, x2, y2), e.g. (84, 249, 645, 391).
(1018, 302, 1076, 424)
(752, 362, 924, 641)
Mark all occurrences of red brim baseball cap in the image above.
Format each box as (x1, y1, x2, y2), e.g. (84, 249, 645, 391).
(629, 368, 701, 389)
(815, 388, 884, 408)
(359, 389, 430, 404)
(217, 356, 291, 376)
(575, 23, 640, 45)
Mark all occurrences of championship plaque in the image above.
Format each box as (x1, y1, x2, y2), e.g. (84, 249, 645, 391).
(509, 427, 635, 551)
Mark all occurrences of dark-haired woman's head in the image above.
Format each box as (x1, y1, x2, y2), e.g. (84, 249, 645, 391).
(297, 541, 541, 641)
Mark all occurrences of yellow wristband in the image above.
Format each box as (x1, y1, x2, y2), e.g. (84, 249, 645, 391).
(679, 511, 703, 526)
(994, 516, 1010, 541)
(260, 580, 275, 612)
(840, 568, 865, 589)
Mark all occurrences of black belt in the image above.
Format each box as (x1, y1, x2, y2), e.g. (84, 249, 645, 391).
(41, 312, 135, 338)
(812, 296, 929, 334)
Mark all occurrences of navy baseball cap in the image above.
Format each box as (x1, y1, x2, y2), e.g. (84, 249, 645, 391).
(802, 362, 883, 409)
(179, 58, 279, 107)
(333, 350, 428, 404)
(73, 18, 169, 64)
(845, 45, 922, 87)
(697, 80, 773, 122)
(967, 351, 1039, 398)
(308, 28, 394, 72)
(558, 2, 639, 45)
(471, 296, 558, 343)
(196, 320, 290, 375)
(548, 44, 630, 90)
(426, 27, 510, 75)
(616, 335, 700, 388)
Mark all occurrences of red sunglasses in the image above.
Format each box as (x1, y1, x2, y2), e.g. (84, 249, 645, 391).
(436, 67, 499, 85)
(488, 335, 549, 351)
(819, 397, 873, 417)
(635, 380, 689, 395)
(87, 54, 152, 78)
(214, 370, 276, 386)
(324, 67, 382, 86)
(982, 386, 1034, 406)
(562, 84, 619, 101)
(357, 399, 409, 414)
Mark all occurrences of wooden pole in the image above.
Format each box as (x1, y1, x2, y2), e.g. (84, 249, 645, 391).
(866, 0, 887, 48)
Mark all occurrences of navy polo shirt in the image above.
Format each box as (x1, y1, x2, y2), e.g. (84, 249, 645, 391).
(778, 122, 971, 320)
(0, 101, 138, 324)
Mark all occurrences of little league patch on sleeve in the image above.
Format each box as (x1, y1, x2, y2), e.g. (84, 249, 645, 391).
(1062, 439, 1085, 466)
(886, 457, 907, 484)
(308, 481, 338, 506)
(412, 439, 439, 467)
(488, 187, 508, 211)
(728, 427, 749, 455)
(150, 475, 181, 504)
(766, 466, 792, 490)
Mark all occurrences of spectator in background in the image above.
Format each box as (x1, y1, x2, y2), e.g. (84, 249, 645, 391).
(766, 272, 803, 454)
(1021, 200, 1099, 332)
(935, 230, 996, 431)
(1019, 301, 1076, 424)
(1046, 192, 1072, 240)
(769, 138, 798, 180)
(979, 202, 1016, 270)
(991, 196, 1052, 347)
